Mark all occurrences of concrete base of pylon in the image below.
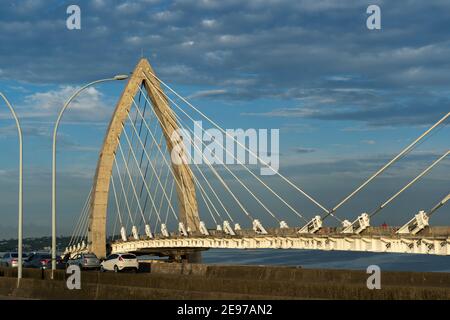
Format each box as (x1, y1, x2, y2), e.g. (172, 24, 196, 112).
(168, 250, 203, 263)
(184, 251, 202, 263)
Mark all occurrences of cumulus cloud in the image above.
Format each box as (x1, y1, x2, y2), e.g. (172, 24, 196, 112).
(20, 86, 112, 122)
(242, 87, 450, 126)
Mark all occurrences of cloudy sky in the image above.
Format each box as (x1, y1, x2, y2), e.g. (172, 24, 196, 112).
(0, 0, 448, 239)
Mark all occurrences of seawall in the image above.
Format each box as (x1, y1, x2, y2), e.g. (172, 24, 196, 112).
(0, 263, 449, 299)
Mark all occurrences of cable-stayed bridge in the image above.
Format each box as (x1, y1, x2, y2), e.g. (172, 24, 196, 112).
(65, 59, 449, 260)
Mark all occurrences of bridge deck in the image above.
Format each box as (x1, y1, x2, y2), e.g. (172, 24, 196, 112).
(103, 226, 450, 256)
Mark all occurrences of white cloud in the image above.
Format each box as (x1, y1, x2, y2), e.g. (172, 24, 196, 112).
(202, 19, 217, 28)
(187, 89, 227, 99)
(21, 86, 112, 122)
(116, 2, 142, 14)
(181, 40, 195, 47)
(153, 10, 179, 21)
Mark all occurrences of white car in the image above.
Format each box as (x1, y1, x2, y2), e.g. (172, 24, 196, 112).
(100, 253, 139, 272)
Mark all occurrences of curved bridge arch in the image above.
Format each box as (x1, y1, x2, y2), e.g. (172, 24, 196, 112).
(88, 59, 199, 258)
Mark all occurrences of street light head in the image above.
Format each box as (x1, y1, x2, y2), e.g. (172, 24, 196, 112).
(114, 74, 129, 80)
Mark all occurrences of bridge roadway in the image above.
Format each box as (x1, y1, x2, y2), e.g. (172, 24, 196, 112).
(94, 226, 450, 257)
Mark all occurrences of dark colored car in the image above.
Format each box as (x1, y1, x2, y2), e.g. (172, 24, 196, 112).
(1, 252, 28, 268)
(23, 253, 65, 269)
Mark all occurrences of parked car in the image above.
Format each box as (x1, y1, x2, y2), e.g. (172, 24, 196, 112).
(67, 253, 100, 270)
(23, 253, 65, 269)
(100, 253, 139, 272)
(0, 252, 28, 268)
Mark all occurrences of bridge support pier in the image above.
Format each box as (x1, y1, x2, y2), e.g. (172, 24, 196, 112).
(169, 251, 202, 263)
(184, 251, 202, 263)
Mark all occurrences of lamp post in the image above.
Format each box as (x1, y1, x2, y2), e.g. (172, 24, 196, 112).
(51, 75, 128, 276)
(0, 93, 23, 286)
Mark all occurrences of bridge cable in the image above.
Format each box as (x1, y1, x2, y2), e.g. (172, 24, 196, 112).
(121, 118, 175, 224)
(117, 141, 150, 226)
(126, 86, 147, 227)
(134, 88, 231, 224)
(324, 113, 450, 221)
(164, 180, 176, 225)
(168, 104, 281, 224)
(142, 133, 166, 226)
(122, 113, 176, 226)
(136, 87, 256, 224)
(113, 157, 135, 226)
(133, 93, 250, 223)
(69, 187, 92, 247)
(137, 87, 233, 224)
(131, 95, 233, 223)
(142, 71, 330, 215)
(142, 81, 309, 224)
(137, 86, 260, 221)
(428, 193, 450, 218)
(196, 181, 219, 225)
(133, 108, 164, 228)
(129, 95, 194, 228)
(130, 91, 154, 228)
(155, 158, 176, 233)
(369, 150, 449, 218)
(73, 192, 91, 247)
(110, 174, 124, 228)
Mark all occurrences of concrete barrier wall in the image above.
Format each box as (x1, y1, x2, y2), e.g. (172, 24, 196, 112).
(148, 263, 450, 287)
(1, 275, 449, 300)
(1, 264, 449, 300)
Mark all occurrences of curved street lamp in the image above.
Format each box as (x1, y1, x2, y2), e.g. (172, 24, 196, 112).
(0, 93, 23, 285)
(51, 75, 129, 275)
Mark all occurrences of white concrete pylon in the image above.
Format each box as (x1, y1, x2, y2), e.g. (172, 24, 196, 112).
(216, 224, 222, 231)
(234, 223, 241, 231)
